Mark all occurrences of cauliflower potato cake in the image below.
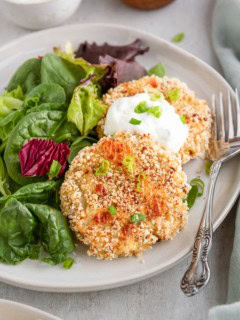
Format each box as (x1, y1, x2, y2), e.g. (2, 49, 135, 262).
(60, 132, 190, 260)
(98, 76, 212, 164)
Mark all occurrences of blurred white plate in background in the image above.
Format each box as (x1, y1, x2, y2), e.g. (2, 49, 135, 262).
(0, 299, 61, 320)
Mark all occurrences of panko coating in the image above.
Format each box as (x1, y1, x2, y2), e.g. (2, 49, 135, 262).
(60, 132, 190, 260)
(97, 76, 212, 164)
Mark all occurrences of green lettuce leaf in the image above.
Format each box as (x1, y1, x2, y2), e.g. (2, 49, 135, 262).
(67, 81, 106, 135)
(0, 86, 24, 120)
(0, 156, 11, 197)
(53, 47, 107, 81)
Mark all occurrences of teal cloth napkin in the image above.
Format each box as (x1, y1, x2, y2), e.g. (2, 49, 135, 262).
(210, 0, 240, 318)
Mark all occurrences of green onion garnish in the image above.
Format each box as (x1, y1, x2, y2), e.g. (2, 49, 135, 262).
(205, 160, 213, 175)
(168, 89, 180, 102)
(48, 160, 62, 179)
(190, 178, 205, 196)
(134, 102, 162, 119)
(180, 114, 186, 124)
(108, 206, 117, 216)
(129, 118, 142, 125)
(187, 185, 198, 209)
(171, 32, 185, 43)
(187, 178, 205, 209)
(130, 212, 147, 224)
(137, 172, 146, 192)
(148, 106, 162, 118)
(148, 63, 165, 77)
(95, 159, 110, 177)
(122, 155, 135, 173)
(134, 101, 148, 114)
(150, 93, 164, 101)
(63, 257, 74, 270)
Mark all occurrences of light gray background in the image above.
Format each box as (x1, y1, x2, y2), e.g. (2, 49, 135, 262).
(0, 0, 237, 319)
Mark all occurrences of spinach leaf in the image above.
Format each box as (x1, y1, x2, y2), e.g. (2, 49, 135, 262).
(0, 86, 24, 120)
(4, 110, 67, 185)
(7, 58, 42, 94)
(0, 156, 11, 197)
(24, 83, 66, 108)
(53, 115, 79, 143)
(26, 203, 75, 265)
(0, 181, 59, 205)
(41, 54, 86, 100)
(68, 136, 97, 163)
(26, 103, 64, 114)
(0, 198, 74, 265)
(0, 110, 25, 152)
(67, 81, 106, 135)
(0, 198, 38, 265)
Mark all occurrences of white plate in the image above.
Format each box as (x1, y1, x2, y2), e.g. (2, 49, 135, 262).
(0, 299, 61, 320)
(0, 23, 239, 292)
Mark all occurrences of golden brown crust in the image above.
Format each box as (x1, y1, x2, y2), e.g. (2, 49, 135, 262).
(60, 132, 190, 260)
(98, 76, 212, 163)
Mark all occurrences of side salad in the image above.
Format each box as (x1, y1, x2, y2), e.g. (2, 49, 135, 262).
(0, 39, 167, 268)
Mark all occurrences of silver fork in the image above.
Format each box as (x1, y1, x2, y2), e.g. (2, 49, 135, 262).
(180, 89, 240, 297)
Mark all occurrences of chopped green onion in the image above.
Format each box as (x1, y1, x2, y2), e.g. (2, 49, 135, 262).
(134, 101, 148, 113)
(95, 160, 110, 177)
(122, 155, 135, 173)
(180, 114, 186, 124)
(129, 118, 142, 125)
(134, 102, 162, 119)
(148, 63, 165, 77)
(168, 89, 179, 102)
(190, 178, 205, 197)
(150, 93, 164, 101)
(137, 173, 146, 192)
(187, 178, 205, 209)
(187, 185, 198, 209)
(48, 160, 62, 179)
(130, 212, 147, 224)
(171, 32, 185, 43)
(108, 205, 117, 216)
(205, 160, 213, 175)
(63, 257, 74, 269)
(148, 106, 162, 118)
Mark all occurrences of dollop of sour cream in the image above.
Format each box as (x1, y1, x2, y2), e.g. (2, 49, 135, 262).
(104, 93, 188, 153)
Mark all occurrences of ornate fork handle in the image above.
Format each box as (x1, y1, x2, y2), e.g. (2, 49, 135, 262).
(180, 160, 222, 297)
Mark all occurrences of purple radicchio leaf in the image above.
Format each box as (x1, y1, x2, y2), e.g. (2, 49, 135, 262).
(99, 55, 147, 92)
(75, 39, 149, 63)
(19, 139, 70, 177)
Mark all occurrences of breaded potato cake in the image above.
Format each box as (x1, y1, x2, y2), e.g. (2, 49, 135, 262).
(60, 132, 190, 260)
(98, 76, 212, 163)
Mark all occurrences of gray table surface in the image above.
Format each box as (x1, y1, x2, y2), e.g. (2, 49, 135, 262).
(0, 0, 237, 319)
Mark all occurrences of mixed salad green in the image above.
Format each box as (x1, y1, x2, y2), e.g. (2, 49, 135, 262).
(0, 39, 166, 268)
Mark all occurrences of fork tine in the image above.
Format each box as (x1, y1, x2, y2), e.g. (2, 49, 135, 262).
(218, 92, 225, 141)
(230, 90, 238, 137)
(224, 91, 231, 142)
(212, 94, 218, 141)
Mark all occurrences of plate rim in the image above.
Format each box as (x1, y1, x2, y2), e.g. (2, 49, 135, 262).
(0, 22, 239, 292)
